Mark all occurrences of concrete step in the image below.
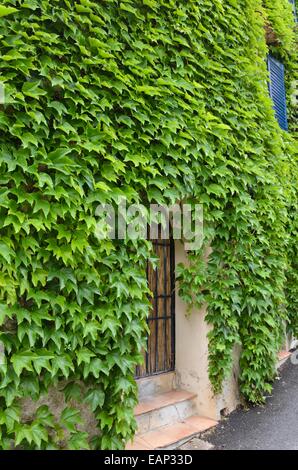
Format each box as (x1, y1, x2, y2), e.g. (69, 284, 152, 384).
(135, 390, 197, 434)
(127, 415, 218, 450)
(137, 372, 176, 400)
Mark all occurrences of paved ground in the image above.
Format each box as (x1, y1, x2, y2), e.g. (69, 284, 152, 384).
(187, 359, 298, 450)
(208, 360, 298, 450)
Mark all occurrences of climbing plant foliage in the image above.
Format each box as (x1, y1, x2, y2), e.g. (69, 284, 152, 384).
(0, 0, 297, 449)
(264, 1, 298, 341)
(264, 0, 295, 51)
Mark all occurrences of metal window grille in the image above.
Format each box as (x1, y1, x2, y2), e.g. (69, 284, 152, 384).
(135, 234, 175, 378)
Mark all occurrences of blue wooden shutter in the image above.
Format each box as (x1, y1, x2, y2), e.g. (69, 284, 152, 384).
(267, 55, 288, 131)
(289, 0, 297, 22)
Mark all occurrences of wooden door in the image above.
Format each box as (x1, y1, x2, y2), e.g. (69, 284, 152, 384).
(136, 237, 175, 378)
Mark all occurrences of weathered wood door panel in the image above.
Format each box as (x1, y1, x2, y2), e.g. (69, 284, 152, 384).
(136, 238, 175, 378)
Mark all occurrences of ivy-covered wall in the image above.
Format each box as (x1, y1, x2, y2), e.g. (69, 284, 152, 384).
(262, 0, 298, 378)
(0, 0, 297, 450)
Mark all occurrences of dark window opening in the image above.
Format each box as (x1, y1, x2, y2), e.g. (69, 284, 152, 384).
(135, 231, 175, 378)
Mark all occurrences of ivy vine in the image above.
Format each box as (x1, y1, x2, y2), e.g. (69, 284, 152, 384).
(0, 0, 297, 449)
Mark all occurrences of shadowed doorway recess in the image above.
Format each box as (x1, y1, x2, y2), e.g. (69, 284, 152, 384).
(136, 235, 175, 378)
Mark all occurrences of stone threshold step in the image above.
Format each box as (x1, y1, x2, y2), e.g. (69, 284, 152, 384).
(126, 415, 218, 450)
(277, 350, 292, 369)
(135, 390, 196, 417)
(277, 350, 291, 361)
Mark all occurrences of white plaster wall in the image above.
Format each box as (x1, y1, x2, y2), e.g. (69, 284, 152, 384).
(175, 241, 241, 420)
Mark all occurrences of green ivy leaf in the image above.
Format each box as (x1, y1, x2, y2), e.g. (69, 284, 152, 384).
(68, 431, 90, 450)
(0, 242, 13, 263)
(77, 348, 96, 366)
(11, 351, 36, 376)
(60, 407, 82, 433)
(22, 81, 47, 98)
(84, 388, 105, 412)
(63, 382, 83, 402)
(0, 6, 18, 18)
(35, 406, 55, 428)
(51, 355, 74, 377)
(15, 423, 48, 448)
